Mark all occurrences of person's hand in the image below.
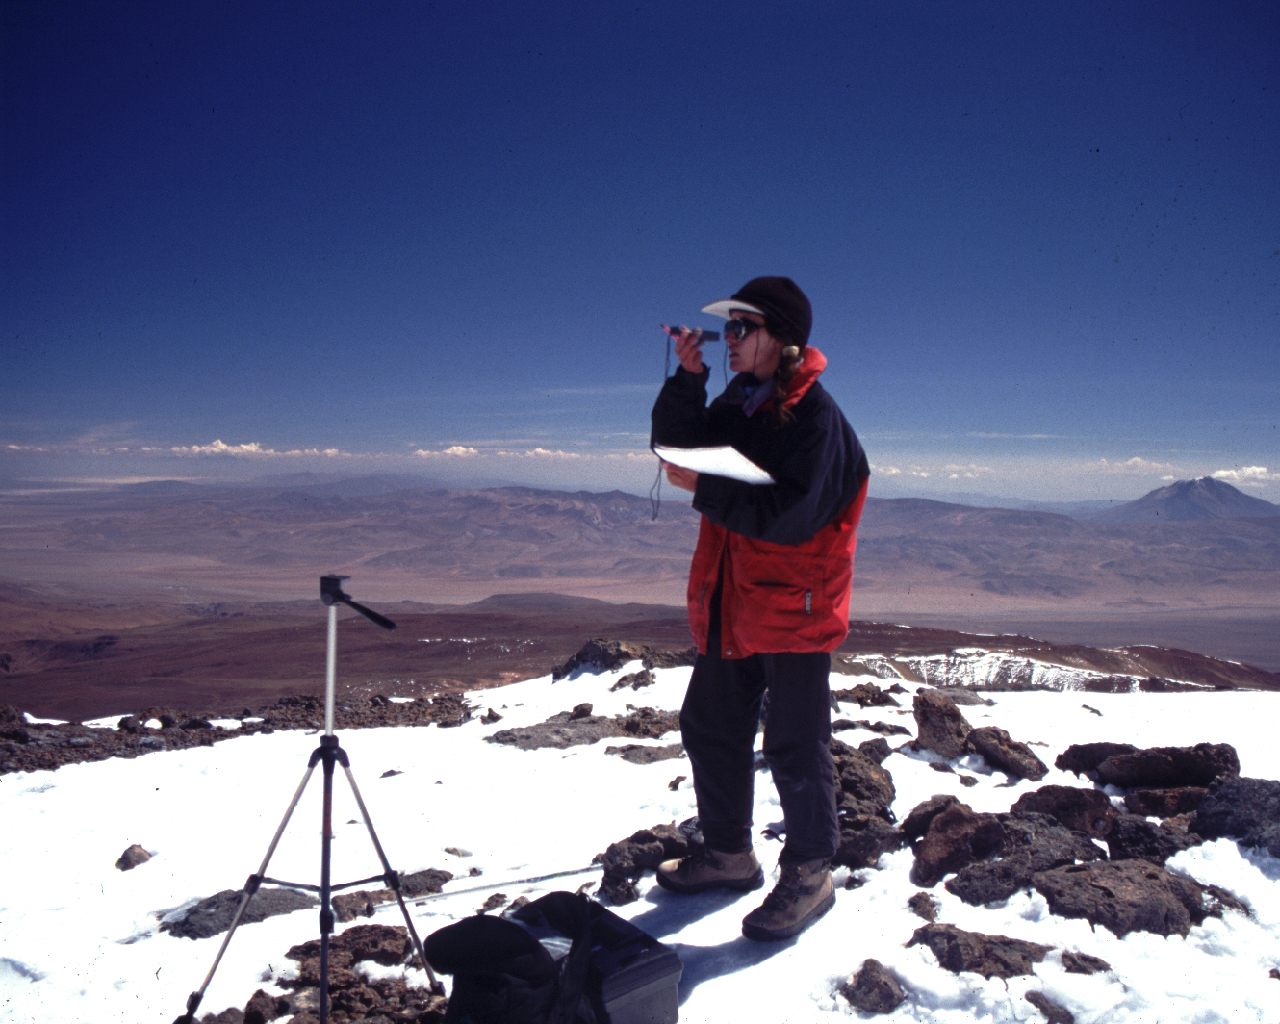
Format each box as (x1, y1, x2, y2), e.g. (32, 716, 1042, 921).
(663, 325, 706, 374)
(664, 462, 699, 492)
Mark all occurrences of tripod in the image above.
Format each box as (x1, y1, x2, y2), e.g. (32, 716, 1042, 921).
(177, 576, 441, 1023)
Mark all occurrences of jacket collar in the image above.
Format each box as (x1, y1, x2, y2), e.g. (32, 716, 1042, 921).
(725, 345, 828, 416)
(779, 345, 827, 412)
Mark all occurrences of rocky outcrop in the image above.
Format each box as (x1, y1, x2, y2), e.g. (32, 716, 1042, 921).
(1190, 776, 1280, 857)
(552, 639, 693, 679)
(1055, 742, 1137, 778)
(838, 959, 907, 1013)
(1094, 743, 1240, 788)
(944, 812, 1104, 906)
(1011, 785, 1116, 838)
(912, 689, 972, 757)
(0, 692, 477, 775)
(908, 802, 1004, 887)
(833, 682, 902, 708)
(1031, 860, 1236, 938)
(487, 706, 679, 751)
(1105, 814, 1203, 863)
(161, 887, 318, 940)
(965, 726, 1048, 780)
(597, 823, 695, 905)
(908, 923, 1052, 979)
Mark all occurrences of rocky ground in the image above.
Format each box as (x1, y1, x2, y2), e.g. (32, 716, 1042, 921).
(12, 638, 1280, 1021)
(159, 677, 1280, 1023)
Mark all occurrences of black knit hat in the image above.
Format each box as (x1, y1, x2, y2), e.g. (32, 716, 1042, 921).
(701, 276, 812, 346)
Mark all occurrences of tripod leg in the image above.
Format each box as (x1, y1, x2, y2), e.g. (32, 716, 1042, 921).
(318, 736, 340, 1024)
(340, 759, 443, 993)
(179, 756, 320, 1021)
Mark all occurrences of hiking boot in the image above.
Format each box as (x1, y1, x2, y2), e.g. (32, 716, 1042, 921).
(655, 847, 764, 894)
(741, 857, 835, 941)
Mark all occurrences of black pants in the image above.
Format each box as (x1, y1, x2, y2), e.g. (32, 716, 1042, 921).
(679, 644, 839, 862)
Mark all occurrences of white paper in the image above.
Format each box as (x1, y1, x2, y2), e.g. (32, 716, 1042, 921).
(653, 445, 775, 485)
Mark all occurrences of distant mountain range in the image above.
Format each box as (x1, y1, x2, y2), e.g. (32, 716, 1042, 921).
(0, 474, 1277, 671)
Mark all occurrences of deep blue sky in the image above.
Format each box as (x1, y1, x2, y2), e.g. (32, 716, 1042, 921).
(4, 1, 1277, 501)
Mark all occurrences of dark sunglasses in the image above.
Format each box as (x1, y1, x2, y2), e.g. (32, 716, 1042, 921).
(724, 318, 766, 341)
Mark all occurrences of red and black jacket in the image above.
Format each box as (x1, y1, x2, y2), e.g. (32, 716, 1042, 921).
(652, 347, 870, 658)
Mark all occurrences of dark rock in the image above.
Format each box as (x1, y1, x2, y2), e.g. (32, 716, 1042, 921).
(597, 824, 694, 905)
(908, 923, 1051, 979)
(486, 706, 678, 751)
(1033, 860, 1224, 937)
(610, 668, 654, 691)
(198, 1009, 244, 1024)
(1055, 742, 1138, 777)
(1106, 814, 1204, 863)
(908, 891, 939, 921)
(333, 868, 453, 922)
(553, 639, 650, 679)
(1061, 950, 1112, 975)
(910, 803, 1005, 887)
(336, 924, 410, 966)
(605, 742, 685, 764)
(999, 812, 1107, 865)
(901, 795, 960, 842)
(1011, 785, 1117, 839)
(838, 958, 906, 1013)
(912, 690, 972, 758)
(1124, 787, 1208, 817)
(936, 688, 994, 706)
(1026, 990, 1074, 1024)
(833, 746, 896, 817)
(400, 868, 453, 897)
(835, 813, 907, 869)
(1096, 743, 1240, 788)
(833, 718, 912, 737)
(570, 702, 593, 719)
(965, 726, 1048, 781)
(1203, 884, 1251, 919)
(1190, 776, 1280, 857)
(945, 810, 1106, 906)
(242, 988, 286, 1024)
(163, 887, 317, 940)
(858, 737, 892, 764)
(833, 682, 900, 707)
(116, 843, 152, 871)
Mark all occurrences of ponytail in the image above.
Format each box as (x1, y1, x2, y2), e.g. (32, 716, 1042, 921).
(770, 339, 805, 427)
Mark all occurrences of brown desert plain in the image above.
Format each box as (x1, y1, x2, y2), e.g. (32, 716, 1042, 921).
(1, 475, 1278, 721)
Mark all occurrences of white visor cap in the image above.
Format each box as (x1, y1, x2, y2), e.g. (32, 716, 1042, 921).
(700, 299, 766, 320)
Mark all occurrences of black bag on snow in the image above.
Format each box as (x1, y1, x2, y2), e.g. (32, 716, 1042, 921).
(424, 890, 598, 1024)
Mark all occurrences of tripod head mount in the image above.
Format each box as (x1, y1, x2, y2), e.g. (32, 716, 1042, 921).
(320, 575, 396, 631)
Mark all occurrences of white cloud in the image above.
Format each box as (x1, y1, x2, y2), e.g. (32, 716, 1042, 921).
(498, 447, 582, 460)
(1212, 465, 1275, 486)
(943, 463, 994, 480)
(168, 439, 345, 458)
(968, 432, 1064, 441)
(871, 463, 932, 479)
(413, 446, 481, 458)
(1095, 456, 1179, 475)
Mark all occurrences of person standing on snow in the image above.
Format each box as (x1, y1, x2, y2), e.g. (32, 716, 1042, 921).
(650, 276, 870, 941)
